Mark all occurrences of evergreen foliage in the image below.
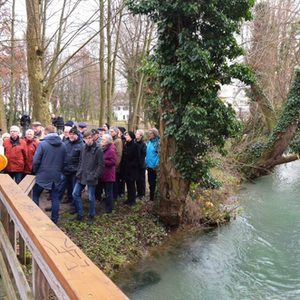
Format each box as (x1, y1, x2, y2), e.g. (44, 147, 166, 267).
(127, 0, 255, 183)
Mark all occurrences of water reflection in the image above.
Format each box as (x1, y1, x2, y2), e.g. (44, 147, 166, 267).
(116, 161, 300, 300)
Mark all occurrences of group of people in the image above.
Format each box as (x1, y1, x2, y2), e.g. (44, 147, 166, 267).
(0, 120, 160, 225)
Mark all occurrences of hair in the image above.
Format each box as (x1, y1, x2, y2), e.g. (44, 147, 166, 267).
(83, 130, 93, 138)
(136, 129, 144, 137)
(110, 126, 119, 135)
(10, 125, 20, 133)
(44, 125, 57, 134)
(103, 123, 110, 129)
(2, 132, 10, 140)
(25, 129, 34, 135)
(149, 128, 159, 137)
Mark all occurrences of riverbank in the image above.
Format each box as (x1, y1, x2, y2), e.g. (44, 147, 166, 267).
(58, 155, 241, 278)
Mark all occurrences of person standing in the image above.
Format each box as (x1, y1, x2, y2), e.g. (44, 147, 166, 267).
(32, 125, 66, 224)
(72, 130, 104, 225)
(3, 125, 26, 183)
(32, 121, 45, 141)
(120, 131, 139, 206)
(59, 126, 83, 210)
(145, 128, 160, 201)
(109, 126, 123, 200)
(23, 129, 39, 175)
(135, 129, 147, 200)
(100, 134, 117, 213)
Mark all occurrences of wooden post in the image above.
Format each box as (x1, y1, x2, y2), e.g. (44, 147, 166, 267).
(9, 219, 16, 250)
(32, 259, 49, 300)
(18, 234, 27, 265)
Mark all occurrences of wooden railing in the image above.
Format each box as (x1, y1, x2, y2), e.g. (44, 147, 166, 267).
(0, 174, 128, 300)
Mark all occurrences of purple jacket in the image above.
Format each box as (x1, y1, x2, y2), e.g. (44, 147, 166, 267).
(100, 143, 117, 182)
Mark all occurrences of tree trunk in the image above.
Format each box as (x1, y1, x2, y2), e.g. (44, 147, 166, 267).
(98, 0, 106, 126)
(0, 81, 7, 133)
(251, 67, 300, 177)
(106, 0, 112, 124)
(8, 0, 16, 128)
(158, 118, 190, 227)
(26, 0, 50, 125)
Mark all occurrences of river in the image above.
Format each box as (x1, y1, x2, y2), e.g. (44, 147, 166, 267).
(115, 161, 300, 300)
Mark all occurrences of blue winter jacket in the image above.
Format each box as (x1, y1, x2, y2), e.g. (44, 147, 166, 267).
(33, 133, 66, 189)
(145, 137, 160, 169)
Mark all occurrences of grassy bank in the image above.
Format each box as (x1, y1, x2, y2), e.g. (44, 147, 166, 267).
(58, 155, 241, 278)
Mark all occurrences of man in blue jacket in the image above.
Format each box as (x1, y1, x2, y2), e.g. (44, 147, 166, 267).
(32, 125, 66, 224)
(145, 128, 160, 201)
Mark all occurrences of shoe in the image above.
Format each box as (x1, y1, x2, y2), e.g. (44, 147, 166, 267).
(45, 206, 52, 212)
(69, 215, 83, 222)
(138, 196, 145, 201)
(87, 217, 94, 225)
(124, 200, 135, 206)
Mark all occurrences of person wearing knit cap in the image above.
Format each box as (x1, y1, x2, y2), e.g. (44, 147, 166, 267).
(120, 131, 139, 206)
(59, 126, 84, 210)
(145, 128, 160, 201)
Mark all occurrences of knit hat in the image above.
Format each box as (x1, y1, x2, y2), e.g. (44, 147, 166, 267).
(64, 120, 74, 127)
(78, 122, 87, 128)
(126, 131, 135, 140)
(91, 128, 99, 135)
(69, 126, 80, 136)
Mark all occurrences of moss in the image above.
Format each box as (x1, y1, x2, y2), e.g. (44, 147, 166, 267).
(59, 200, 167, 277)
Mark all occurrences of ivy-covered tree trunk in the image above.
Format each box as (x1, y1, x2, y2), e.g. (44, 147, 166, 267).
(249, 68, 300, 178)
(158, 120, 190, 225)
(127, 0, 254, 227)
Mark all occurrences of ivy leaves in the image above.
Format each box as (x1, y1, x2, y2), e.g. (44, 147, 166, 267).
(127, 0, 255, 183)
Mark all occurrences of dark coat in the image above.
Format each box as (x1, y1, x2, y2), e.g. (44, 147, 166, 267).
(100, 143, 117, 182)
(63, 138, 84, 175)
(120, 140, 139, 181)
(76, 142, 104, 186)
(4, 137, 26, 172)
(33, 133, 66, 189)
(136, 139, 146, 169)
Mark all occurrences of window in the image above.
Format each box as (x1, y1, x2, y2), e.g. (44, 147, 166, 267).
(123, 115, 126, 120)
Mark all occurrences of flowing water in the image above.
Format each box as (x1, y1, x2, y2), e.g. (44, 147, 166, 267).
(116, 161, 300, 300)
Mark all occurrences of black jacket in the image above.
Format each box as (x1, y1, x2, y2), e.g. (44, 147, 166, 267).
(136, 139, 146, 169)
(76, 142, 104, 185)
(63, 138, 84, 175)
(120, 140, 139, 181)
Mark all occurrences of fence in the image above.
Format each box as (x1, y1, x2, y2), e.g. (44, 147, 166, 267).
(0, 174, 128, 300)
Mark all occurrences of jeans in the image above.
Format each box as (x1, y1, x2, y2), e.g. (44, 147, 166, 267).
(59, 174, 76, 204)
(8, 172, 24, 184)
(32, 183, 60, 224)
(72, 181, 96, 218)
(103, 182, 114, 213)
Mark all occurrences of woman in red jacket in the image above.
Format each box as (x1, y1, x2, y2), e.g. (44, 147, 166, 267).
(3, 125, 26, 183)
(23, 129, 39, 174)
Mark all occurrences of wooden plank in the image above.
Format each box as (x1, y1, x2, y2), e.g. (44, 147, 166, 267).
(0, 174, 128, 300)
(0, 222, 33, 300)
(18, 234, 26, 265)
(0, 247, 19, 300)
(9, 220, 16, 250)
(18, 175, 35, 196)
(33, 259, 49, 300)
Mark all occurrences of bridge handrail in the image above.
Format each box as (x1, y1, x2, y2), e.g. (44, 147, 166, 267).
(0, 174, 128, 299)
